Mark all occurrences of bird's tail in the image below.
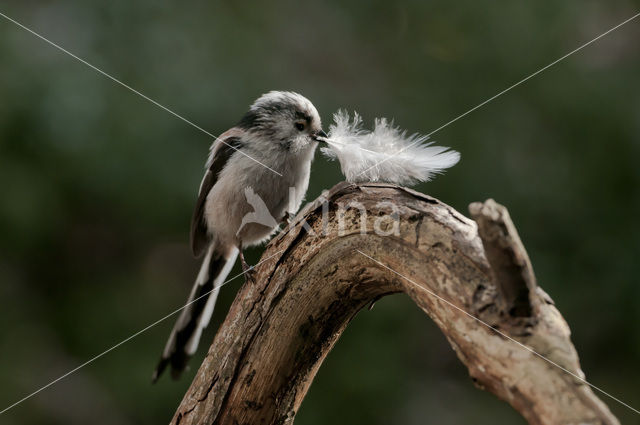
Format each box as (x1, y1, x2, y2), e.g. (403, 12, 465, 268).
(152, 245, 239, 382)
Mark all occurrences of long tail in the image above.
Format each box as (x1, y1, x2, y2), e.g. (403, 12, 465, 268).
(152, 245, 239, 382)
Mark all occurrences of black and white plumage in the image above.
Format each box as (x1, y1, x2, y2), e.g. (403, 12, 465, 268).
(153, 91, 325, 381)
(321, 110, 460, 185)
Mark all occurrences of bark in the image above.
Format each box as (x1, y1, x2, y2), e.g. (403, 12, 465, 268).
(170, 182, 619, 425)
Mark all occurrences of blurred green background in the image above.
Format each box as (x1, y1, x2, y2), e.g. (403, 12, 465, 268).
(1, 1, 639, 424)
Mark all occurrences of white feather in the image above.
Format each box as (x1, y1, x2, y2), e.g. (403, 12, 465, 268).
(321, 110, 460, 185)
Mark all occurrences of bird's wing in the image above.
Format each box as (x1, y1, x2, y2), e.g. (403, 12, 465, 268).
(190, 128, 245, 257)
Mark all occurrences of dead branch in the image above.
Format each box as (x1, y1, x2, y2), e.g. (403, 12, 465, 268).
(170, 182, 619, 425)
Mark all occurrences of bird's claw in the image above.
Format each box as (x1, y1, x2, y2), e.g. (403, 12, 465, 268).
(284, 212, 296, 225)
(240, 254, 256, 283)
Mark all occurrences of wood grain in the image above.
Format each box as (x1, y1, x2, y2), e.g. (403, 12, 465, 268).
(170, 182, 619, 425)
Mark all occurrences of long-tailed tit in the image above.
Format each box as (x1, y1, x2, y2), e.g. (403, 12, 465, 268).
(153, 91, 326, 381)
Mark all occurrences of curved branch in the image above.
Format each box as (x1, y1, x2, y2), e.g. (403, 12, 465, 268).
(170, 182, 619, 425)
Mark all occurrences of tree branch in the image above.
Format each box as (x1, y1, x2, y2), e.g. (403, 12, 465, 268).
(170, 182, 619, 425)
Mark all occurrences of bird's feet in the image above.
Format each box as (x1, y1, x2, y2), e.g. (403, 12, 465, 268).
(240, 252, 256, 283)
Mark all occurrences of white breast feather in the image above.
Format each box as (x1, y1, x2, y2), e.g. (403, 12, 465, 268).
(321, 110, 460, 185)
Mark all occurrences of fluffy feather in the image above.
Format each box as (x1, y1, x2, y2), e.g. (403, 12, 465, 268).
(321, 110, 460, 185)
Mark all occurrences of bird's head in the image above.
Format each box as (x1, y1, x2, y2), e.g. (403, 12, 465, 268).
(238, 91, 326, 153)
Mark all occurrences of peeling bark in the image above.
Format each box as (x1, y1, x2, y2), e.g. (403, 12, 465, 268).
(170, 182, 619, 425)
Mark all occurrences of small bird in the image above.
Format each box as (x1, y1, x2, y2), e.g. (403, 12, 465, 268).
(153, 91, 326, 381)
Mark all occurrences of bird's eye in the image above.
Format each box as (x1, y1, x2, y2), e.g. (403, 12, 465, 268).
(294, 122, 305, 131)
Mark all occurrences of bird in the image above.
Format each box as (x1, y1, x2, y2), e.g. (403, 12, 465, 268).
(152, 91, 326, 381)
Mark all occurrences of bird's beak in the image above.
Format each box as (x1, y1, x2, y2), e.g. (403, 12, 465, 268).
(313, 129, 328, 144)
